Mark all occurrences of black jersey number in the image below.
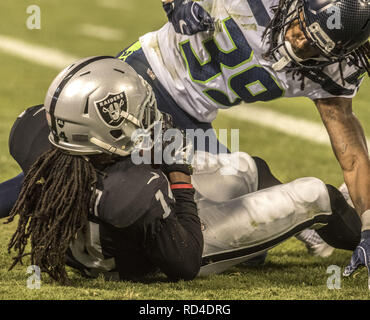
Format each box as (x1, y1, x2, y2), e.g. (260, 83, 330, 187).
(155, 189, 171, 219)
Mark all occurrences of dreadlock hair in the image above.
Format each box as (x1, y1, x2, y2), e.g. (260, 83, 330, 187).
(262, 0, 370, 88)
(6, 147, 98, 284)
(262, 0, 288, 58)
(352, 41, 370, 76)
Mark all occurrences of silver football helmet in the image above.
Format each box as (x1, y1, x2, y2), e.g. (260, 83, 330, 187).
(44, 56, 162, 156)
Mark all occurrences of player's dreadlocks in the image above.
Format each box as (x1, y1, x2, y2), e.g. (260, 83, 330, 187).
(262, 0, 370, 88)
(6, 148, 98, 284)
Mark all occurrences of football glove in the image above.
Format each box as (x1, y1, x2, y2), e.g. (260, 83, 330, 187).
(160, 126, 193, 177)
(343, 230, 370, 290)
(163, 0, 214, 35)
(161, 162, 193, 177)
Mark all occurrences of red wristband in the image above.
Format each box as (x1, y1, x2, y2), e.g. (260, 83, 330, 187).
(170, 184, 194, 190)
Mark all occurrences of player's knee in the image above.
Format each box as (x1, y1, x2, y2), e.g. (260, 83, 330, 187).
(224, 152, 259, 194)
(290, 177, 328, 204)
(234, 152, 256, 172)
(229, 152, 258, 177)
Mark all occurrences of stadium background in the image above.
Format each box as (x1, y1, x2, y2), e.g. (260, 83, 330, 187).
(0, 0, 369, 299)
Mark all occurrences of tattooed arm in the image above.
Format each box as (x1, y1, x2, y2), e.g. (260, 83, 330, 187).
(315, 97, 370, 227)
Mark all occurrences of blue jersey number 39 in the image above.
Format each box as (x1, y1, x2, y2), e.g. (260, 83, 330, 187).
(179, 17, 284, 106)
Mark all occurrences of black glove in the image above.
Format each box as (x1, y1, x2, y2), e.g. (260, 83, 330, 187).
(161, 162, 193, 177)
(160, 116, 193, 177)
(163, 0, 214, 35)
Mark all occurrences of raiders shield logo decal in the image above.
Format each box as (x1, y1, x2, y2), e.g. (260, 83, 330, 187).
(94, 91, 128, 127)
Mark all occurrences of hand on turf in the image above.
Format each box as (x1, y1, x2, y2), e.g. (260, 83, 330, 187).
(343, 230, 370, 289)
(163, 0, 214, 35)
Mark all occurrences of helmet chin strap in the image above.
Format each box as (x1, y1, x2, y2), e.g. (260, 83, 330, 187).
(90, 137, 131, 157)
(272, 41, 304, 71)
(272, 40, 332, 71)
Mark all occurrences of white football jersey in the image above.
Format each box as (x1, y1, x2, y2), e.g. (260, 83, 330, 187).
(140, 0, 364, 123)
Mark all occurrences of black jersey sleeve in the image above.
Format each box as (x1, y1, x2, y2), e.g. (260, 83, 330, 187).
(9, 105, 52, 173)
(142, 183, 203, 281)
(97, 165, 203, 281)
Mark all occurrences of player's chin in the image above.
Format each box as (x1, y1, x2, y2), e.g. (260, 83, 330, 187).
(294, 42, 321, 60)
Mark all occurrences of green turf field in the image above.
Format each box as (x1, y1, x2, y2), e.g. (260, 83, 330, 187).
(0, 0, 369, 300)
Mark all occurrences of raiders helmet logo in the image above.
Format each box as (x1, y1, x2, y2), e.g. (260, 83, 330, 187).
(94, 91, 128, 127)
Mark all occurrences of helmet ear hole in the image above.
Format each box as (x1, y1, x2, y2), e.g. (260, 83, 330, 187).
(110, 130, 123, 139)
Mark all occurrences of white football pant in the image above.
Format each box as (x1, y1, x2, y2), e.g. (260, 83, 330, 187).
(191, 152, 332, 276)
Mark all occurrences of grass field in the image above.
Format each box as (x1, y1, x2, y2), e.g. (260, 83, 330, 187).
(0, 0, 369, 300)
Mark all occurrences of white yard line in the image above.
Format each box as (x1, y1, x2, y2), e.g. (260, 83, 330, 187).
(0, 35, 79, 69)
(220, 105, 370, 149)
(0, 34, 369, 149)
(79, 24, 124, 41)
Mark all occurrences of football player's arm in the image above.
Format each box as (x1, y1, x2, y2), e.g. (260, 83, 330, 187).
(146, 173, 203, 281)
(161, 0, 214, 35)
(315, 97, 370, 225)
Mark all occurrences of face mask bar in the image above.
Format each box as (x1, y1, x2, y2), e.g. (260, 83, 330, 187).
(125, 78, 166, 153)
(297, 4, 341, 59)
(139, 77, 162, 130)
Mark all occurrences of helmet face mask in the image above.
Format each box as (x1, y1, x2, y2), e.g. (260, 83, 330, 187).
(271, 0, 333, 71)
(269, 0, 370, 72)
(302, 0, 370, 57)
(44, 56, 162, 157)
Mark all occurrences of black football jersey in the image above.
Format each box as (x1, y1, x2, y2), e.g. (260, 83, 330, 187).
(9, 105, 203, 281)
